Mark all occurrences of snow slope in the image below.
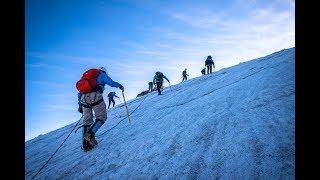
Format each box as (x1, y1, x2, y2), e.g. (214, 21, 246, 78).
(25, 47, 295, 179)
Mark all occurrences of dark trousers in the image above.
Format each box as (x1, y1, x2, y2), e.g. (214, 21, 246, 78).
(206, 65, 213, 74)
(182, 75, 187, 81)
(149, 85, 153, 92)
(156, 82, 163, 95)
(108, 98, 115, 109)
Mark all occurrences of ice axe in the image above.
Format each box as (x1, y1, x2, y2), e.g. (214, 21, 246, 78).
(121, 90, 131, 123)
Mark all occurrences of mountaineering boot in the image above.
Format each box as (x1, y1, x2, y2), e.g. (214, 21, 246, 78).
(81, 119, 105, 152)
(84, 128, 97, 147)
(82, 125, 95, 151)
(82, 138, 94, 152)
(86, 119, 105, 146)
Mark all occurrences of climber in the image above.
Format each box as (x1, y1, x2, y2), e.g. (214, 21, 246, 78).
(205, 55, 215, 74)
(153, 71, 170, 95)
(201, 68, 206, 75)
(182, 68, 189, 81)
(148, 81, 154, 92)
(107, 91, 120, 109)
(76, 66, 124, 151)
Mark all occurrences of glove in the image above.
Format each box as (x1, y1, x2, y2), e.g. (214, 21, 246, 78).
(119, 85, 124, 91)
(78, 104, 83, 113)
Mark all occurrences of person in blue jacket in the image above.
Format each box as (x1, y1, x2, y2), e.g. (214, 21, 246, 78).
(107, 91, 120, 109)
(78, 66, 124, 151)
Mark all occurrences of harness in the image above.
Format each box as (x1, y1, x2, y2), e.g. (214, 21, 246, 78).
(81, 98, 103, 108)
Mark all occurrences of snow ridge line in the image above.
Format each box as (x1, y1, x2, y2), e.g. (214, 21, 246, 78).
(159, 61, 286, 110)
(167, 48, 291, 97)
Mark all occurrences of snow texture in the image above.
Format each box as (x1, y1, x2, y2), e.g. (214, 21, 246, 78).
(26, 47, 295, 179)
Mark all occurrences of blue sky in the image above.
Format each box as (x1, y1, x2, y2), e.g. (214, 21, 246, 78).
(26, 0, 295, 141)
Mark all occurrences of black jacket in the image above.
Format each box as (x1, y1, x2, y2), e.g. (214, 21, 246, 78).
(205, 59, 214, 66)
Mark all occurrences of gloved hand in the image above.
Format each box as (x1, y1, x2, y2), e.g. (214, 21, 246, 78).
(119, 85, 124, 91)
(78, 104, 83, 113)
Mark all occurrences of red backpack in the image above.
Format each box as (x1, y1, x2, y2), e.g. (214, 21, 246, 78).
(76, 69, 100, 93)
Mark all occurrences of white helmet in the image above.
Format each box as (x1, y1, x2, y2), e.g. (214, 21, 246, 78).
(99, 66, 107, 73)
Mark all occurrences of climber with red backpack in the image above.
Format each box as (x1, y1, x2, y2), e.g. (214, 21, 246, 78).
(76, 66, 124, 152)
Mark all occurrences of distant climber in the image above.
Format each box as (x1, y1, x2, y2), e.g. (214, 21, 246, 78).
(201, 68, 206, 75)
(182, 68, 189, 81)
(205, 55, 215, 74)
(148, 82, 154, 92)
(107, 91, 120, 109)
(76, 66, 124, 152)
(153, 71, 170, 95)
(137, 90, 150, 97)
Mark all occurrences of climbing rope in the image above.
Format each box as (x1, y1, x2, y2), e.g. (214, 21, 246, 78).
(31, 117, 82, 180)
(38, 94, 148, 174)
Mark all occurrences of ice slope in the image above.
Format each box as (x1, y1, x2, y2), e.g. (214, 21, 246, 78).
(25, 47, 295, 179)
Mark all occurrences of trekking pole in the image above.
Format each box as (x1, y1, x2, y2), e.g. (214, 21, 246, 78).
(121, 90, 131, 123)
